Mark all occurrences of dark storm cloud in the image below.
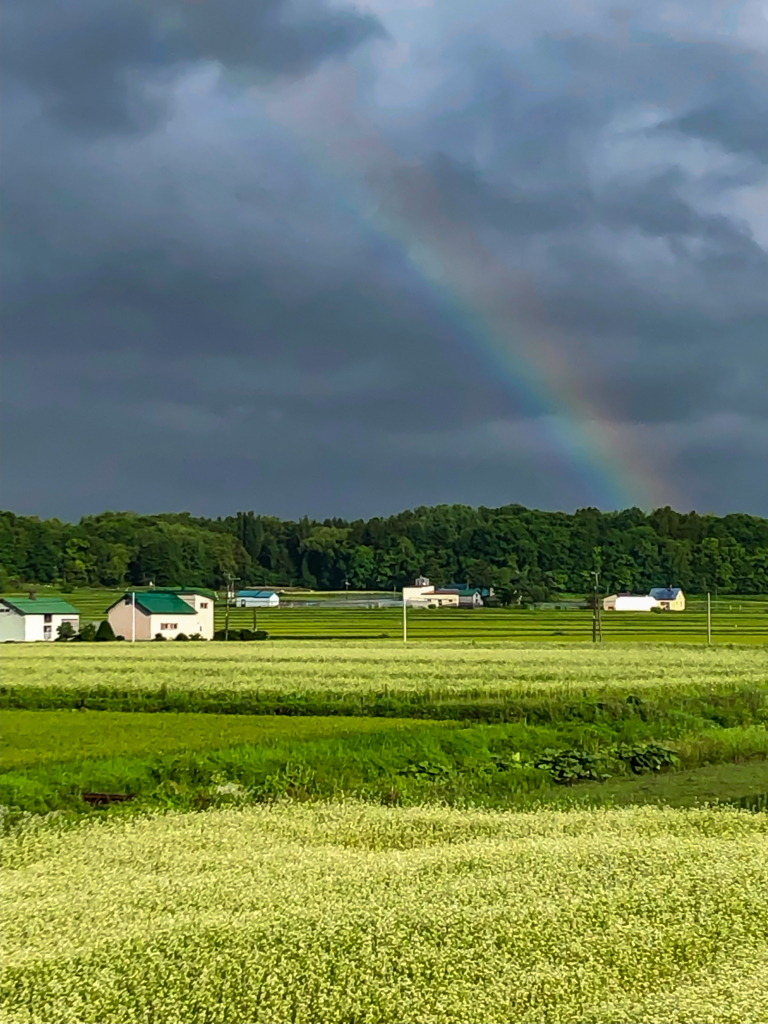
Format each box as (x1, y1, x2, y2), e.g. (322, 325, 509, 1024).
(2, 0, 385, 132)
(2, 0, 768, 518)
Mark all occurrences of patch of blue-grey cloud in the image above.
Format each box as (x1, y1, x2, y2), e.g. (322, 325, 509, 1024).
(2, 0, 767, 518)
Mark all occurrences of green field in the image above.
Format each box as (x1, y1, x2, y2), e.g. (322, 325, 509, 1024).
(3, 706, 768, 818)
(217, 600, 768, 643)
(3, 638, 767, 1023)
(5, 587, 767, 642)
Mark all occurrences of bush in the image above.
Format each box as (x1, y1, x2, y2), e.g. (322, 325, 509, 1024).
(214, 628, 270, 642)
(94, 621, 116, 642)
(115, 635, 126, 641)
(72, 623, 97, 642)
(55, 621, 76, 642)
(153, 633, 167, 641)
(213, 629, 248, 641)
(174, 633, 189, 642)
(187, 634, 206, 641)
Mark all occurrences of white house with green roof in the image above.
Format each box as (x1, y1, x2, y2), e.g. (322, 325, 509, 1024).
(0, 597, 80, 642)
(106, 589, 214, 640)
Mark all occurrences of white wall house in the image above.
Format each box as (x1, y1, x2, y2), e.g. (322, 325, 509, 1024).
(0, 597, 80, 641)
(106, 590, 215, 640)
(236, 589, 279, 608)
(649, 587, 686, 611)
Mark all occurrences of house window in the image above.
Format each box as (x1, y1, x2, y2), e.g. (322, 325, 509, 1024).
(160, 623, 178, 630)
(44, 613, 53, 623)
(43, 624, 52, 639)
(200, 602, 208, 609)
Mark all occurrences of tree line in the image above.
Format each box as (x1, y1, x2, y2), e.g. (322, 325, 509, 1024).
(2, 505, 767, 601)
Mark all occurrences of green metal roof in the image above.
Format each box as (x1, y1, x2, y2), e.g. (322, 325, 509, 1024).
(129, 592, 196, 615)
(156, 586, 218, 600)
(1, 598, 80, 616)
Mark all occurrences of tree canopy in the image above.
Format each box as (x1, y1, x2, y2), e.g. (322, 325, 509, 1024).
(2, 505, 767, 596)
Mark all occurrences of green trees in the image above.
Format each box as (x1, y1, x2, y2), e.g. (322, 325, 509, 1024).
(1, 504, 767, 595)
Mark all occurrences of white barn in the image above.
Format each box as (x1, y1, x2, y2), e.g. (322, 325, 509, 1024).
(236, 589, 279, 608)
(603, 594, 659, 612)
(0, 597, 80, 642)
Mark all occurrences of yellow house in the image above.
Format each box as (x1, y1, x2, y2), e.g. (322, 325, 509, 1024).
(649, 588, 686, 611)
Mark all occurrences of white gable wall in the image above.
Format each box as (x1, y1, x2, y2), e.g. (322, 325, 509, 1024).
(0, 606, 25, 641)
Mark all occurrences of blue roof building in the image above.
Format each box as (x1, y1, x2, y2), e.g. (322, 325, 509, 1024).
(235, 589, 279, 607)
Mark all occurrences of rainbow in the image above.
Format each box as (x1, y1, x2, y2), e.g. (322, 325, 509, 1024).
(257, 69, 679, 511)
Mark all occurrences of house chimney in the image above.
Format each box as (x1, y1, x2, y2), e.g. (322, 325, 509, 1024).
(29, 589, 37, 601)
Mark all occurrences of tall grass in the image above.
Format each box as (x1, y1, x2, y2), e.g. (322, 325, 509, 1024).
(4, 710, 768, 817)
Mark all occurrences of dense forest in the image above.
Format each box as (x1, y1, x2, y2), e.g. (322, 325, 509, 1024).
(2, 505, 768, 600)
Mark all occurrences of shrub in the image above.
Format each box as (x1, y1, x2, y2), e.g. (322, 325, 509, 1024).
(72, 623, 97, 642)
(94, 621, 116, 642)
(174, 633, 189, 642)
(213, 629, 253, 641)
(55, 621, 76, 642)
(153, 633, 167, 641)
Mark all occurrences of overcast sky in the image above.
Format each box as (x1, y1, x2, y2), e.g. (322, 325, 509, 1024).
(3, 0, 767, 521)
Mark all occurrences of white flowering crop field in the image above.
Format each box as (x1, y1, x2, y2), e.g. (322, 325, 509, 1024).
(3, 642, 765, 700)
(3, 802, 767, 1024)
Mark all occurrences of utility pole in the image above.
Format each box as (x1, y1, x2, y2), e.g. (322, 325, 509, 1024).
(224, 574, 239, 641)
(402, 588, 407, 644)
(591, 570, 602, 643)
(131, 590, 136, 643)
(707, 591, 712, 646)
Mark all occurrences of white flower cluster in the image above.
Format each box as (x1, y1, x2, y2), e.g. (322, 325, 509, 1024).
(3, 802, 767, 1023)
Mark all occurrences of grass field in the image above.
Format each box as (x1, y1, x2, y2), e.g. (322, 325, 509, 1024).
(5, 587, 767, 642)
(3, 707, 768, 817)
(3, 802, 768, 1024)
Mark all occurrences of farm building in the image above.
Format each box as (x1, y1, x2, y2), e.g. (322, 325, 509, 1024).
(236, 589, 279, 608)
(603, 594, 659, 612)
(649, 587, 686, 611)
(403, 579, 460, 608)
(450, 586, 488, 608)
(0, 596, 80, 642)
(106, 589, 214, 640)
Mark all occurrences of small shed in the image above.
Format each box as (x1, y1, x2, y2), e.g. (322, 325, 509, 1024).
(649, 588, 685, 611)
(0, 597, 80, 642)
(236, 589, 279, 608)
